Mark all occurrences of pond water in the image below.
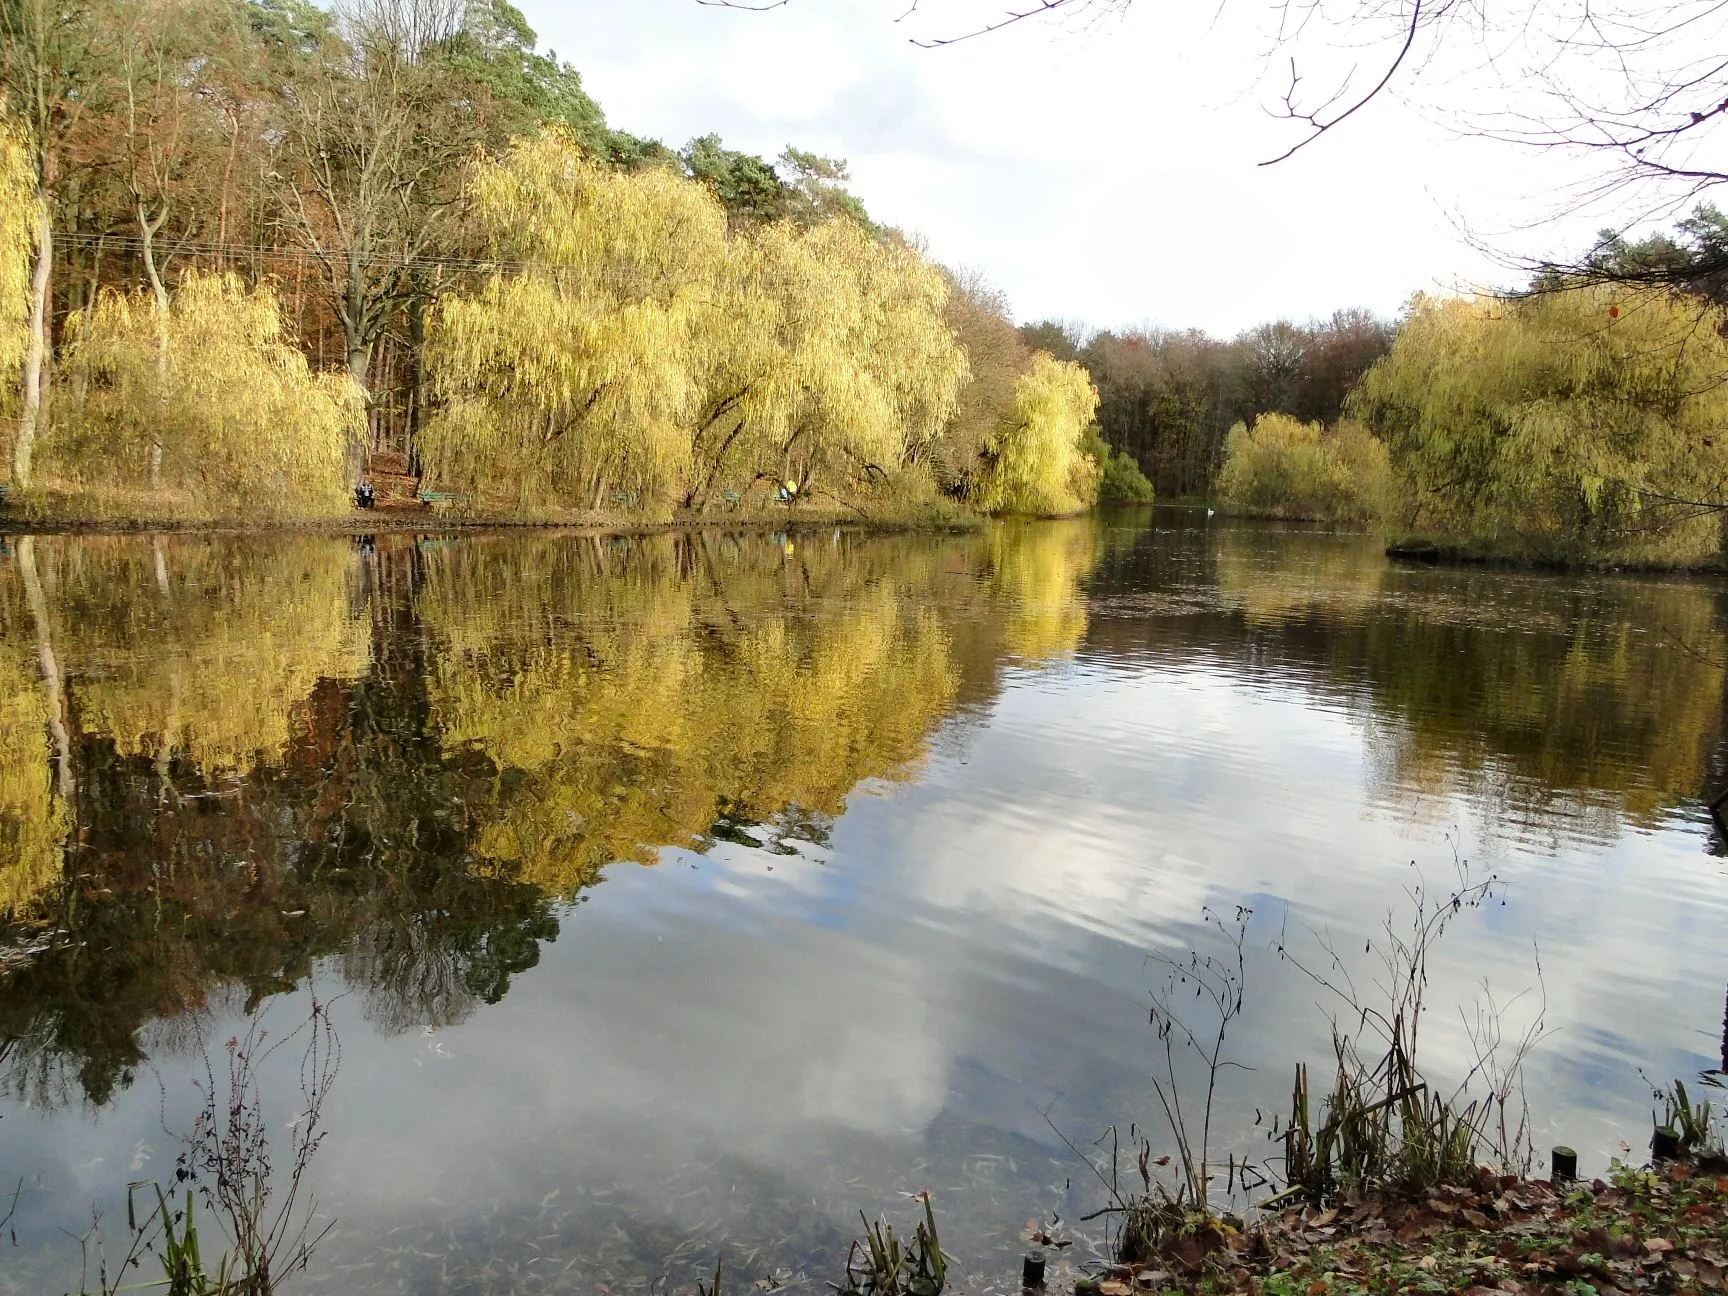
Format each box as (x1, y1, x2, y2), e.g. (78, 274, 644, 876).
(1, 510, 1726, 1294)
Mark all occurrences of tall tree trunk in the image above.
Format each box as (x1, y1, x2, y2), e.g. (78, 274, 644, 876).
(407, 289, 426, 469)
(13, 202, 52, 489)
(139, 201, 170, 492)
(344, 252, 371, 486)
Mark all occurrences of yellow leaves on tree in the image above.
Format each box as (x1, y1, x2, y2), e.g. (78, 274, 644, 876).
(0, 111, 38, 391)
(1352, 286, 1728, 563)
(974, 352, 1102, 517)
(51, 272, 360, 517)
(1217, 413, 1391, 523)
(423, 131, 727, 516)
(690, 218, 967, 508)
(422, 130, 969, 517)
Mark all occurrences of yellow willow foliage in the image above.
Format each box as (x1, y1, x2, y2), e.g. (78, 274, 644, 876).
(0, 111, 37, 386)
(39, 537, 367, 773)
(0, 639, 69, 917)
(52, 273, 359, 517)
(418, 536, 959, 894)
(422, 131, 728, 514)
(1352, 287, 1728, 563)
(689, 219, 966, 504)
(985, 517, 1099, 663)
(424, 132, 967, 514)
(975, 353, 1102, 516)
(1217, 414, 1391, 523)
(846, 228, 969, 469)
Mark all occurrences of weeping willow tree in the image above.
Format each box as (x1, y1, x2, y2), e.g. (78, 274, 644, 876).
(0, 112, 36, 415)
(1353, 287, 1728, 564)
(48, 273, 360, 518)
(425, 131, 968, 518)
(35, 536, 368, 773)
(974, 352, 1102, 516)
(687, 218, 967, 510)
(422, 130, 726, 516)
(1217, 413, 1391, 523)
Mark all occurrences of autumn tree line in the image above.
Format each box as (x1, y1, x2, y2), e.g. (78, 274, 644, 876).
(0, 0, 1125, 522)
(1036, 204, 1728, 567)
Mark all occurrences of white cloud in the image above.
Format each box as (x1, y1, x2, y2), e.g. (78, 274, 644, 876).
(523, 0, 1613, 333)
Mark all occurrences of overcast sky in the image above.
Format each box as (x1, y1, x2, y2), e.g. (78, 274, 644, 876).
(513, 0, 1635, 336)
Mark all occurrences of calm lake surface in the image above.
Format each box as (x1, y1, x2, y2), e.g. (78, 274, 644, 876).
(1, 510, 1726, 1293)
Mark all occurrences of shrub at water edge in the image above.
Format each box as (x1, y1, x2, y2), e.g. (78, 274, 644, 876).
(1352, 286, 1728, 565)
(46, 272, 361, 519)
(1217, 412, 1390, 523)
(974, 352, 1102, 516)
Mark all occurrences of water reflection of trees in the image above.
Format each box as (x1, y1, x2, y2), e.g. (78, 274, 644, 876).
(1093, 525, 1728, 833)
(418, 533, 964, 893)
(0, 525, 1105, 1104)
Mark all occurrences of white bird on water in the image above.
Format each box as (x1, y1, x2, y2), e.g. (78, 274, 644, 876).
(1206, 507, 1215, 518)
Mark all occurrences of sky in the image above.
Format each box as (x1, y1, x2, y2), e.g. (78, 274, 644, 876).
(516, 0, 1629, 336)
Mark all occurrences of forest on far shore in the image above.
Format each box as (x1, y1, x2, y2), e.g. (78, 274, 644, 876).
(1038, 203, 1728, 569)
(3, 0, 1727, 567)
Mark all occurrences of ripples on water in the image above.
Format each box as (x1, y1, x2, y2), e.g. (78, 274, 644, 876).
(0, 511, 1725, 1294)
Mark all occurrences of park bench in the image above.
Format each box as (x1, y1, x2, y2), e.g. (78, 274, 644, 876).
(418, 490, 464, 506)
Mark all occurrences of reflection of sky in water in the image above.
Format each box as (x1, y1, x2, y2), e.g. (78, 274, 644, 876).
(3, 518, 1727, 1294)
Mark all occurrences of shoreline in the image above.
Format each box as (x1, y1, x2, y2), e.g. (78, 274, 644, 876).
(1046, 1153, 1728, 1295)
(0, 502, 987, 539)
(1384, 536, 1728, 574)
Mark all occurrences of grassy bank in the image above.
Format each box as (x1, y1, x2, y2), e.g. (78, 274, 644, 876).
(1051, 1156, 1728, 1296)
(0, 496, 984, 536)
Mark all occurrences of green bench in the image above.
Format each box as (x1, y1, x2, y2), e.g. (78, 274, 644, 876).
(418, 490, 464, 506)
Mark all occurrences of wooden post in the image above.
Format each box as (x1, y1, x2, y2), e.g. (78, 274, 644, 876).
(1653, 1126, 1682, 1161)
(1550, 1146, 1577, 1182)
(1021, 1252, 1046, 1288)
